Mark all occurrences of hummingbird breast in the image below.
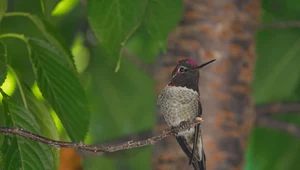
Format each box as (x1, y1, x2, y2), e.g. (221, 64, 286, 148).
(157, 85, 204, 161)
(157, 86, 199, 129)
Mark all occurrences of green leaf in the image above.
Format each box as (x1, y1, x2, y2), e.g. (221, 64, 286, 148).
(13, 0, 44, 16)
(0, 94, 55, 170)
(87, 0, 182, 70)
(0, 62, 7, 87)
(254, 28, 300, 103)
(142, 0, 182, 52)
(29, 15, 76, 69)
(0, 0, 7, 22)
(0, 41, 7, 86)
(83, 47, 154, 169)
(41, 0, 61, 17)
(247, 8, 300, 170)
(0, 13, 76, 82)
(28, 38, 90, 141)
(87, 0, 147, 58)
(23, 85, 60, 170)
(83, 148, 152, 170)
(125, 0, 182, 63)
(262, 0, 300, 20)
(125, 26, 160, 63)
(51, 0, 78, 16)
(253, 10, 300, 104)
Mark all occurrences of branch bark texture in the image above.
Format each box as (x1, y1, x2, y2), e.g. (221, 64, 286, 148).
(154, 0, 260, 170)
(0, 118, 202, 153)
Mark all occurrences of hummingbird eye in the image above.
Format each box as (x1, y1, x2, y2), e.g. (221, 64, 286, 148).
(178, 66, 187, 73)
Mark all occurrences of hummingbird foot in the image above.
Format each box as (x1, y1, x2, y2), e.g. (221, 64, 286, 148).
(171, 120, 194, 136)
(179, 120, 191, 131)
(171, 126, 178, 136)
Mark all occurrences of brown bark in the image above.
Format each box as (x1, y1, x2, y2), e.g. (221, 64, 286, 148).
(153, 0, 261, 170)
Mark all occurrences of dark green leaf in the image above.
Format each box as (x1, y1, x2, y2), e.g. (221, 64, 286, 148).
(247, 7, 300, 170)
(0, 14, 76, 85)
(0, 95, 54, 170)
(0, 0, 7, 22)
(262, 0, 300, 20)
(28, 38, 90, 141)
(125, 26, 160, 63)
(0, 62, 7, 87)
(83, 148, 152, 170)
(125, 0, 182, 63)
(87, 0, 182, 70)
(23, 85, 60, 170)
(253, 10, 300, 104)
(13, 0, 44, 16)
(142, 0, 182, 52)
(29, 15, 76, 69)
(83, 47, 154, 169)
(87, 0, 147, 58)
(41, 0, 61, 17)
(254, 27, 300, 104)
(0, 42, 7, 86)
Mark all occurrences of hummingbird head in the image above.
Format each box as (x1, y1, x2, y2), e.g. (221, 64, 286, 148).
(168, 59, 216, 91)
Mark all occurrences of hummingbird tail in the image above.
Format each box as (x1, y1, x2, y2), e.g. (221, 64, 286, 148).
(192, 149, 206, 170)
(175, 133, 206, 170)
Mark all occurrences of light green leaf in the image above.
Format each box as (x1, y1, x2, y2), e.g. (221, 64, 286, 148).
(0, 93, 54, 170)
(0, 0, 7, 22)
(28, 38, 90, 141)
(51, 0, 78, 16)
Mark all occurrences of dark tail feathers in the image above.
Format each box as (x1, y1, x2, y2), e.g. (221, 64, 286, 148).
(192, 149, 206, 170)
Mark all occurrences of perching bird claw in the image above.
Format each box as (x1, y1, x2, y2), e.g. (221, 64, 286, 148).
(180, 120, 191, 131)
(171, 126, 178, 136)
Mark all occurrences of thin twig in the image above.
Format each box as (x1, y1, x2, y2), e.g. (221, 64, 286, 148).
(256, 103, 300, 115)
(81, 129, 153, 157)
(256, 116, 300, 137)
(0, 117, 203, 153)
(260, 21, 300, 29)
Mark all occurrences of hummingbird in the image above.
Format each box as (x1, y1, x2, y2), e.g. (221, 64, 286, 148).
(157, 58, 215, 170)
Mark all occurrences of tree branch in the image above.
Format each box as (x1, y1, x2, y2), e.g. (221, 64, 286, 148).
(256, 116, 300, 137)
(83, 102, 300, 155)
(255, 103, 300, 115)
(81, 129, 153, 157)
(0, 117, 203, 153)
(260, 21, 300, 29)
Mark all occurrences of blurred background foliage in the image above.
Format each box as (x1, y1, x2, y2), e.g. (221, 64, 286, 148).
(0, 0, 299, 170)
(248, 0, 300, 170)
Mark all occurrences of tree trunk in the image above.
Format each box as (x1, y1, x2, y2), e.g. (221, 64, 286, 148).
(153, 0, 260, 170)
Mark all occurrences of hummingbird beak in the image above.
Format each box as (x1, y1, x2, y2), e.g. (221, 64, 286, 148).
(194, 59, 216, 70)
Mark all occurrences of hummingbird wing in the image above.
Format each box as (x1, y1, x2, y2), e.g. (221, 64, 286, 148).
(175, 133, 205, 170)
(196, 101, 206, 170)
(189, 101, 203, 164)
(175, 100, 206, 170)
